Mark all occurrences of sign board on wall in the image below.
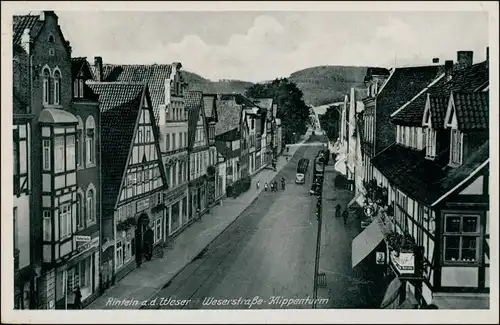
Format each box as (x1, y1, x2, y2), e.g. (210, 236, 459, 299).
(390, 250, 415, 274)
(75, 235, 91, 242)
(376, 252, 385, 265)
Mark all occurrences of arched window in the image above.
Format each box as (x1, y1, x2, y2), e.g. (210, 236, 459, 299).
(76, 190, 85, 229)
(76, 116, 84, 168)
(85, 116, 96, 165)
(48, 34, 55, 43)
(53, 69, 61, 105)
(86, 184, 96, 225)
(42, 67, 51, 105)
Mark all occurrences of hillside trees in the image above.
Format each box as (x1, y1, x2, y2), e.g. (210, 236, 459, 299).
(246, 78, 310, 143)
(319, 105, 341, 141)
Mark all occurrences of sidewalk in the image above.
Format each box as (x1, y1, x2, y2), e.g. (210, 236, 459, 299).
(316, 165, 384, 308)
(87, 137, 308, 309)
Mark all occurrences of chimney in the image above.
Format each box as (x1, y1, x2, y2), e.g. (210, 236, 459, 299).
(432, 58, 440, 64)
(94, 56, 103, 82)
(21, 28, 30, 55)
(456, 51, 473, 69)
(445, 60, 454, 81)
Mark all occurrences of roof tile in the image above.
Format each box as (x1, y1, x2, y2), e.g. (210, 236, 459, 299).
(453, 91, 489, 131)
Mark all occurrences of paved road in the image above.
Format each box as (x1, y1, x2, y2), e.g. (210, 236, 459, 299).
(143, 135, 327, 310)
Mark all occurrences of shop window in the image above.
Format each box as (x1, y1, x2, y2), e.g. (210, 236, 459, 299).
(116, 241, 123, 268)
(154, 218, 162, 243)
(125, 240, 132, 263)
(443, 214, 481, 264)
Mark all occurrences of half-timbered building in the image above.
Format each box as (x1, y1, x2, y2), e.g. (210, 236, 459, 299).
(87, 82, 166, 282)
(366, 51, 490, 309)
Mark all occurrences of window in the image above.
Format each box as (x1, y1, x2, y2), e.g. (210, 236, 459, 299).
(43, 140, 51, 171)
(76, 193, 84, 229)
(66, 135, 75, 170)
(450, 129, 463, 166)
(42, 210, 52, 241)
(138, 129, 143, 144)
(443, 214, 481, 264)
(116, 241, 123, 268)
(86, 116, 95, 165)
(165, 165, 170, 186)
(172, 133, 176, 150)
(77, 118, 84, 167)
(154, 218, 162, 243)
(54, 136, 65, 173)
(179, 133, 183, 148)
(53, 70, 61, 105)
(146, 129, 151, 143)
(48, 34, 55, 43)
(59, 203, 71, 239)
(87, 188, 95, 224)
(166, 134, 170, 151)
(425, 128, 436, 159)
(125, 240, 132, 263)
(42, 68, 50, 105)
(79, 79, 84, 98)
(408, 127, 414, 148)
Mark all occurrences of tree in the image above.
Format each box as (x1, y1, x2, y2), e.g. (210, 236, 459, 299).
(319, 104, 341, 141)
(246, 78, 310, 143)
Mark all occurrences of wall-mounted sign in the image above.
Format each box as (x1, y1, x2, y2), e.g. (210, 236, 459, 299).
(137, 198, 150, 212)
(376, 252, 385, 265)
(390, 250, 415, 274)
(75, 235, 91, 242)
(77, 237, 99, 254)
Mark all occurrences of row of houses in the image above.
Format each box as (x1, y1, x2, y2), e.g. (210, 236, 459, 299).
(334, 50, 490, 309)
(12, 11, 284, 309)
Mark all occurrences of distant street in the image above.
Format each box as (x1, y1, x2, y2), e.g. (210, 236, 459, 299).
(143, 134, 327, 309)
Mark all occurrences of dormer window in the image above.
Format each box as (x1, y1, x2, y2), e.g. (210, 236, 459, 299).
(449, 129, 463, 167)
(425, 128, 436, 160)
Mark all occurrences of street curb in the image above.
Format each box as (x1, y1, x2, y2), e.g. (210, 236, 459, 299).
(138, 142, 307, 309)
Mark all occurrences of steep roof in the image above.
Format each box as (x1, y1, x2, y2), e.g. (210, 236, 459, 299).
(451, 91, 489, 131)
(427, 94, 449, 128)
(94, 64, 173, 124)
(215, 99, 242, 136)
(371, 141, 489, 205)
(86, 82, 146, 209)
(377, 65, 443, 119)
(391, 61, 489, 126)
(13, 14, 42, 45)
(186, 91, 204, 150)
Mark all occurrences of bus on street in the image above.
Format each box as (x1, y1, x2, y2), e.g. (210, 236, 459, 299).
(295, 158, 309, 184)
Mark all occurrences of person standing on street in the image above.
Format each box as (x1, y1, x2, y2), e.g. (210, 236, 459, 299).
(74, 286, 82, 309)
(256, 180, 260, 190)
(342, 209, 349, 225)
(264, 182, 268, 191)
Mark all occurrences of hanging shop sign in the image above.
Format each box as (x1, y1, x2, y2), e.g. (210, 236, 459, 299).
(390, 250, 415, 274)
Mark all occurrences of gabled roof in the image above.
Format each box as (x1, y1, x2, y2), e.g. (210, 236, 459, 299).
(186, 91, 204, 150)
(377, 65, 443, 119)
(391, 61, 489, 126)
(94, 64, 174, 124)
(215, 98, 242, 136)
(86, 82, 146, 208)
(72, 58, 99, 101)
(371, 141, 489, 205)
(425, 94, 449, 128)
(13, 12, 71, 53)
(13, 14, 43, 45)
(202, 94, 218, 122)
(449, 91, 489, 131)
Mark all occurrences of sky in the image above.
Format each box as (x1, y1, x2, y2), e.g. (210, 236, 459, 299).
(25, 10, 491, 82)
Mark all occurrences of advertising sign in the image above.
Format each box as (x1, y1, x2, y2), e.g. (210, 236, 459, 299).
(75, 235, 91, 242)
(364, 204, 375, 217)
(390, 250, 415, 274)
(376, 251, 385, 265)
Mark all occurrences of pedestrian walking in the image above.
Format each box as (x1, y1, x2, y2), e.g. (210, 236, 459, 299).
(74, 286, 83, 309)
(274, 180, 278, 192)
(144, 226, 154, 261)
(197, 207, 201, 221)
(135, 228, 142, 268)
(264, 182, 268, 191)
(256, 180, 260, 190)
(342, 209, 349, 224)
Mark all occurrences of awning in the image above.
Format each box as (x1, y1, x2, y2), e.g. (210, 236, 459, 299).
(38, 108, 78, 124)
(334, 157, 347, 175)
(381, 277, 402, 309)
(351, 220, 385, 268)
